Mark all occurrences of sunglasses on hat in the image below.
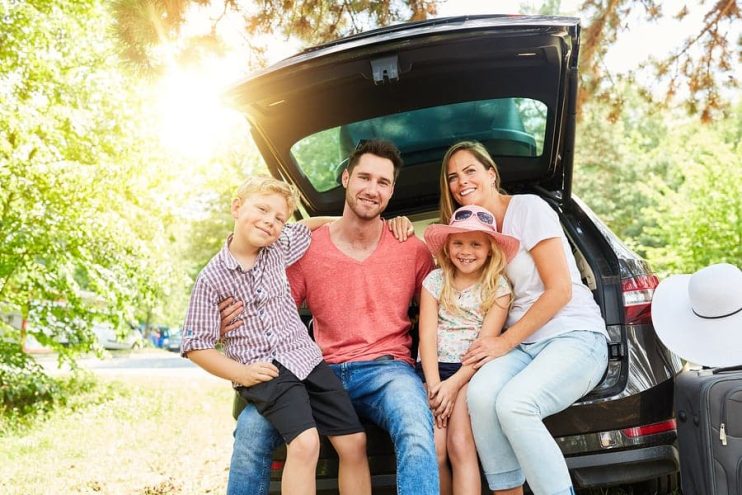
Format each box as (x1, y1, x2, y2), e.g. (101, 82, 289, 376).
(453, 208, 495, 226)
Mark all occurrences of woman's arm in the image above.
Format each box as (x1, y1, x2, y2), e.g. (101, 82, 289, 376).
(463, 237, 571, 366)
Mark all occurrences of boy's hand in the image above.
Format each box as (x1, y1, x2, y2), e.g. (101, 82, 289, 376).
(237, 362, 279, 387)
(386, 216, 414, 241)
(218, 297, 244, 337)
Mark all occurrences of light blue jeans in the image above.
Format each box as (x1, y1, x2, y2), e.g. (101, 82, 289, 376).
(467, 330, 608, 495)
(227, 359, 439, 495)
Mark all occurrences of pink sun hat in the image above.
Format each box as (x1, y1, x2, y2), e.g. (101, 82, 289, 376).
(424, 205, 520, 262)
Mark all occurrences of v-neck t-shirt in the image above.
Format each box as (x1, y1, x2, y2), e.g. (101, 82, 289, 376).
(287, 221, 434, 364)
(502, 194, 608, 343)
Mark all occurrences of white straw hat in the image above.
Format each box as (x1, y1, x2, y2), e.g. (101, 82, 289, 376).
(651, 263, 742, 367)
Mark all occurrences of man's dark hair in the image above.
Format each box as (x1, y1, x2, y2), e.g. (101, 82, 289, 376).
(346, 139, 403, 181)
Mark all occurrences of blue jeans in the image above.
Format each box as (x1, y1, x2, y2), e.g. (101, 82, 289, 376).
(227, 359, 439, 495)
(467, 330, 608, 495)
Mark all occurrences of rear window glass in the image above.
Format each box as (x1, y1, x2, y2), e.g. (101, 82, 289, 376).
(290, 97, 547, 192)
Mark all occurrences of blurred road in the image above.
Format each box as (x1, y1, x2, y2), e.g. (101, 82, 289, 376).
(33, 348, 216, 379)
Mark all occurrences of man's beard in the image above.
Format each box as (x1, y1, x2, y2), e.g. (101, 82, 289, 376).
(346, 192, 386, 220)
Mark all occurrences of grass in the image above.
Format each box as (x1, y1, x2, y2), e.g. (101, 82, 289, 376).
(0, 372, 234, 495)
(0, 362, 679, 495)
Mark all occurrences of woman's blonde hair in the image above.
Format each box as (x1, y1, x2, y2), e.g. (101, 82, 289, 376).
(234, 176, 299, 214)
(438, 141, 505, 224)
(437, 234, 511, 316)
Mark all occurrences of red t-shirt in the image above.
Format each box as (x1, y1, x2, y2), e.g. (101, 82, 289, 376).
(287, 222, 434, 365)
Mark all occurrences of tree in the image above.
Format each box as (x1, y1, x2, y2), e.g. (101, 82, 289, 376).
(0, 0, 188, 359)
(112, 0, 438, 73)
(641, 105, 742, 273)
(577, 0, 740, 122)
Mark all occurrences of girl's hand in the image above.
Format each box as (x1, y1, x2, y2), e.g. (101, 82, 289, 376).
(428, 378, 461, 421)
(237, 362, 279, 387)
(462, 335, 514, 369)
(386, 216, 414, 241)
(218, 297, 244, 337)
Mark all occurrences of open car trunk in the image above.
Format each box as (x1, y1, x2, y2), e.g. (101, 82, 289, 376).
(225, 15, 580, 217)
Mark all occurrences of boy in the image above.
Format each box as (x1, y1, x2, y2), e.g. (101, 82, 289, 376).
(181, 176, 371, 495)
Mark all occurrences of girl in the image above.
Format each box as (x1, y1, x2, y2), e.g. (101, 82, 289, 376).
(418, 205, 519, 495)
(440, 141, 609, 495)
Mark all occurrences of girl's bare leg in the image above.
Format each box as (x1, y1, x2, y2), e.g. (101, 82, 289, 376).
(447, 384, 481, 494)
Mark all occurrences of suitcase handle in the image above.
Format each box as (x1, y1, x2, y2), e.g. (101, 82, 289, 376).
(712, 365, 742, 374)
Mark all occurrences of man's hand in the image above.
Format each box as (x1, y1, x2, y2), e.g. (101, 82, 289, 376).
(218, 297, 244, 338)
(386, 216, 415, 241)
(236, 362, 279, 388)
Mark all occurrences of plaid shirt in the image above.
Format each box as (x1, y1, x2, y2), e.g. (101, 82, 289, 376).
(181, 223, 323, 381)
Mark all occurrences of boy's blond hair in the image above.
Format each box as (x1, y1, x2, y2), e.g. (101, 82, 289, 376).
(234, 176, 299, 215)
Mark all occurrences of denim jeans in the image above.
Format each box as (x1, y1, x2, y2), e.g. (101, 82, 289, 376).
(227, 401, 281, 495)
(227, 359, 438, 495)
(332, 359, 438, 495)
(467, 330, 608, 495)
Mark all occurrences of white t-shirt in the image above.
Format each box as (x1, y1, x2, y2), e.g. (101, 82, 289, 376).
(502, 194, 608, 343)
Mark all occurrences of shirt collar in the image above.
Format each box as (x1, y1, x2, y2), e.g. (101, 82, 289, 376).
(218, 234, 269, 272)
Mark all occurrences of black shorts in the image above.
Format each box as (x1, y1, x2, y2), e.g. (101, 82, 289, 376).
(415, 361, 462, 382)
(237, 361, 363, 443)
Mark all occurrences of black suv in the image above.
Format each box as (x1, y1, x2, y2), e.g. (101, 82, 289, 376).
(227, 15, 683, 494)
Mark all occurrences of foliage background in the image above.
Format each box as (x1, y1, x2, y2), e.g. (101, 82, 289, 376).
(0, 0, 740, 398)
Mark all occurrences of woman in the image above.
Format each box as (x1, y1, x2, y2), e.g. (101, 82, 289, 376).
(440, 141, 609, 495)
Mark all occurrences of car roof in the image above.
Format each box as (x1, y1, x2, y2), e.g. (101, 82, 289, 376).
(227, 15, 580, 216)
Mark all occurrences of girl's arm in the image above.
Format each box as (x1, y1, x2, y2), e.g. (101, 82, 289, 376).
(418, 288, 442, 397)
(463, 237, 571, 367)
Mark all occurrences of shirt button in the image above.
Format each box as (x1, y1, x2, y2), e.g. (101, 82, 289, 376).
(266, 331, 272, 336)
(256, 288, 262, 293)
(259, 309, 265, 315)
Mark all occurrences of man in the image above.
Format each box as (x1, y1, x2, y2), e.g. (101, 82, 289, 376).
(222, 140, 438, 495)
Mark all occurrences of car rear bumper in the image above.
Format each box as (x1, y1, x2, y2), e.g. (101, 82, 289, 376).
(568, 444, 679, 488)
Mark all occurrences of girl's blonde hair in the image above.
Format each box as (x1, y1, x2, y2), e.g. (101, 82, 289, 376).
(437, 234, 511, 316)
(438, 141, 505, 224)
(235, 176, 299, 214)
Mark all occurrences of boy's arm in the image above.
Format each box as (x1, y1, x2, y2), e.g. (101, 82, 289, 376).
(298, 216, 336, 231)
(188, 349, 278, 387)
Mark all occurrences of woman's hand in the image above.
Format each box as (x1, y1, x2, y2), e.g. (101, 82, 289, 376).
(462, 335, 514, 369)
(218, 297, 244, 338)
(386, 216, 414, 241)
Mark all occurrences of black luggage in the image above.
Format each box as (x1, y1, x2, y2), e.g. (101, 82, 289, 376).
(674, 365, 742, 495)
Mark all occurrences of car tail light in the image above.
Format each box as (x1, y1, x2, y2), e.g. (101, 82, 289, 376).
(271, 460, 285, 472)
(622, 419, 676, 438)
(621, 274, 659, 325)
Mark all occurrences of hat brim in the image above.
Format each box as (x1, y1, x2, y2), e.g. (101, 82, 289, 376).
(651, 274, 742, 367)
(423, 224, 520, 263)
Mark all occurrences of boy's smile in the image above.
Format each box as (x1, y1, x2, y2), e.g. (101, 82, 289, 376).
(231, 192, 289, 252)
